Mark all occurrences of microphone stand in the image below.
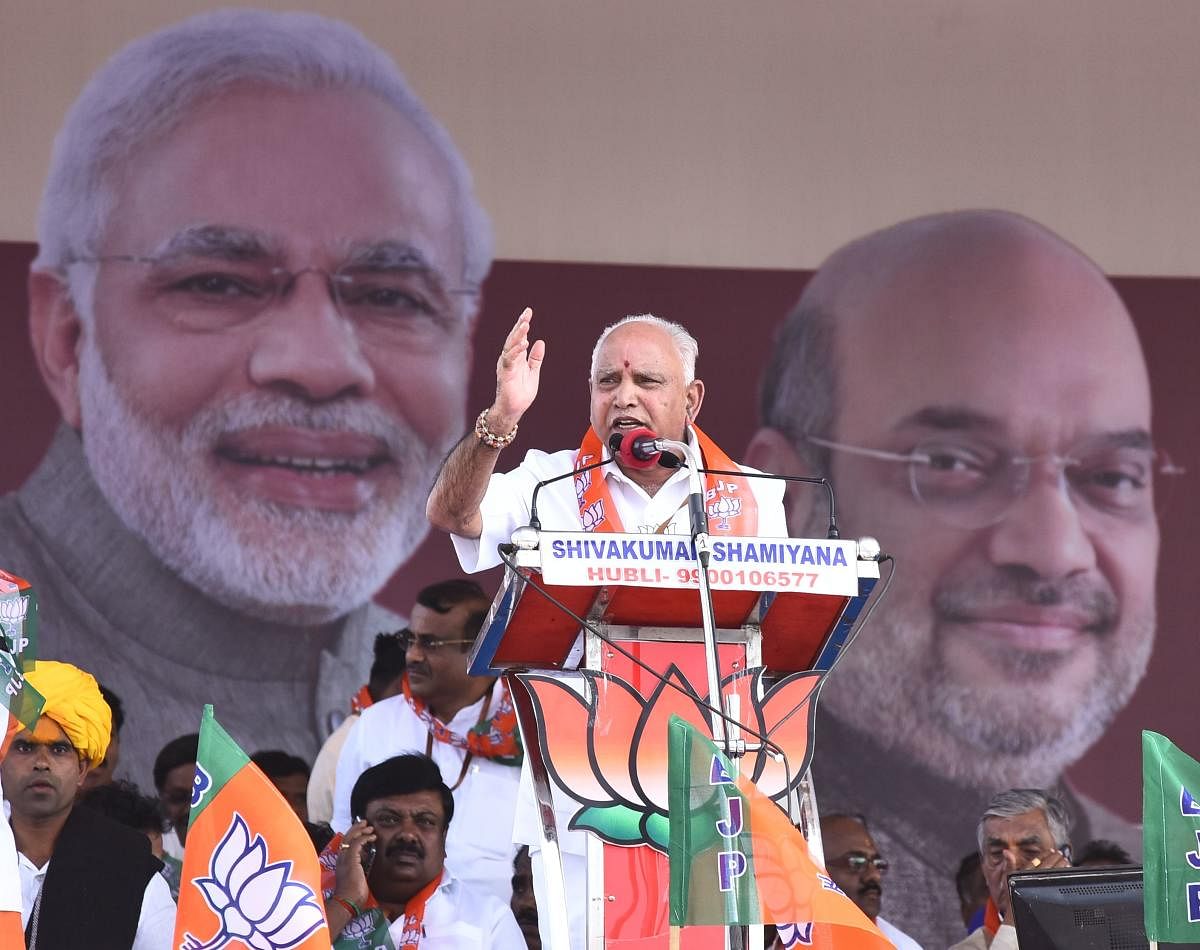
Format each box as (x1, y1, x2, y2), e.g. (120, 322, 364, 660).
(654, 437, 730, 757)
(527, 455, 613, 531)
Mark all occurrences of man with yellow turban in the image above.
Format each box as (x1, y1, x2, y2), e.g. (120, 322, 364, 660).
(2, 660, 176, 948)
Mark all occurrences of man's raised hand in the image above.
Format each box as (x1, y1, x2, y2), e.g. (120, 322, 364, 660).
(490, 307, 545, 432)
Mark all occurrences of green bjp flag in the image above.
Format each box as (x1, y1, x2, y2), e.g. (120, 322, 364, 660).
(1143, 730, 1200, 942)
(667, 715, 890, 947)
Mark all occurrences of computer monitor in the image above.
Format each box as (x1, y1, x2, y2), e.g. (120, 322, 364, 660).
(1008, 866, 1147, 950)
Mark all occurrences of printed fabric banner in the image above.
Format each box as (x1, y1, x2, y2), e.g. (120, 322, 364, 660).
(667, 714, 890, 947)
(174, 705, 330, 950)
(1143, 730, 1200, 942)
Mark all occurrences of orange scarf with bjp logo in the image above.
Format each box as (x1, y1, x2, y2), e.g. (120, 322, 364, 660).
(574, 423, 758, 534)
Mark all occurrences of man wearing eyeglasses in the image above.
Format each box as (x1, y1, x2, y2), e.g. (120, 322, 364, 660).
(748, 210, 1156, 947)
(330, 580, 524, 909)
(0, 10, 490, 789)
(819, 814, 922, 950)
(951, 789, 1072, 950)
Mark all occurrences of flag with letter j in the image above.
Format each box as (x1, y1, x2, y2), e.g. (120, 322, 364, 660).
(667, 714, 890, 947)
(173, 705, 329, 950)
(1143, 729, 1200, 943)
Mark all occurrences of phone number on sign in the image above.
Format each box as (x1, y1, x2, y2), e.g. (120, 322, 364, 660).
(676, 567, 820, 588)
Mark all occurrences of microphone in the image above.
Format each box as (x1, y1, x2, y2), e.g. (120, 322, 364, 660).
(607, 428, 681, 469)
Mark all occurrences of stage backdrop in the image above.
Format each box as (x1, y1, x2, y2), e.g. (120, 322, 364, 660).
(1, 239, 1197, 823)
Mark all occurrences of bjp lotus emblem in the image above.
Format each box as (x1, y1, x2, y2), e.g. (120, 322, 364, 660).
(524, 666, 820, 851)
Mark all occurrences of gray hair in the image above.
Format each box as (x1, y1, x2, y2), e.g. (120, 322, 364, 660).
(34, 9, 492, 306)
(758, 297, 837, 473)
(589, 314, 699, 384)
(976, 788, 1073, 854)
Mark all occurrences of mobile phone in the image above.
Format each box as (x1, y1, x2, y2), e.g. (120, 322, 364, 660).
(352, 815, 376, 873)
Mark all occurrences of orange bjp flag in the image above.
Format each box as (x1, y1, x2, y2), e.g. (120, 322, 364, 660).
(173, 706, 330, 950)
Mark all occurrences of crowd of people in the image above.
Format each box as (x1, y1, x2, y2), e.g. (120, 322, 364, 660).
(0, 7, 1168, 950)
(2, 648, 1145, 949)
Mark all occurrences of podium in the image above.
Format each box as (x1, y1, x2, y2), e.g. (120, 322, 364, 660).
(469, 534, 880, 949)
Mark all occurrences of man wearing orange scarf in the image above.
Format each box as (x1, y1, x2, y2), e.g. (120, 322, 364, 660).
(323, 754, 524, 949)
(331, 581, 522, 911)
(427, 310, 789, 949)
(428, 309, 788, 571)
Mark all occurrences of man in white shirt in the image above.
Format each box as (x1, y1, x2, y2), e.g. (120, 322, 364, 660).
(429, 309, 787, 569)
(819, 813, 923, 950)
(427, 311, 789, 948)
(1, 660, 175, 949)
(326, 753, 524, 949)
(332, 581, 521, 906)
(951, 789, 1073, 950)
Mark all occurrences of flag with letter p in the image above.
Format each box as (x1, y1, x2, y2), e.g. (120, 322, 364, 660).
(667, 714, 890, 946)
(173, 705, 329, 950)
(1143, 729, 1200, 942)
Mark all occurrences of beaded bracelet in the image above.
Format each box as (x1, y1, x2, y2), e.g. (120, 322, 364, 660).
(334, 895, 363, 919)
(474, 408, 518, 449)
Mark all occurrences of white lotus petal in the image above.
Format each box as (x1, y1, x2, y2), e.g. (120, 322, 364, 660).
(223, 905, 254, 938)
(238, 863, 289, 922)
(228, 837, 268, 899)
(212, 815, 251, 882)
(247, 930, 274, 950)
(197, 879, 230, 910)
(270, 901, 326, 946)
(259, 881, 310, 934)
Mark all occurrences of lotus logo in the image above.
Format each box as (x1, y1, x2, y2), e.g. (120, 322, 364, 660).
(706, 495, 742, 531)
(180, 814, 325, 950)
(0, 592, 29, 654)
(526, 666, 819, 850)
(580, 500, 606, 532)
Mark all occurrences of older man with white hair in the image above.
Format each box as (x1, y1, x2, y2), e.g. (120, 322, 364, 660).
(0, 9, 491, 786)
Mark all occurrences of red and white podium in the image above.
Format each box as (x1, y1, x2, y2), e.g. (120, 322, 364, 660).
(469, 533, 880, 950)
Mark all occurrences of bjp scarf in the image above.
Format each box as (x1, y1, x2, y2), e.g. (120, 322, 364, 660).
(574, 423, 758, 534)
(320, 835, 442, 950)
(401, 674, 522, 766)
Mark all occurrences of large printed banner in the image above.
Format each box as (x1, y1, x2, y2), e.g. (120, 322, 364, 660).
(3, 242, 1199, 949)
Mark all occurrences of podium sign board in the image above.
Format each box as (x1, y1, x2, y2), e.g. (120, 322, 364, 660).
(470, 538, 880, 949)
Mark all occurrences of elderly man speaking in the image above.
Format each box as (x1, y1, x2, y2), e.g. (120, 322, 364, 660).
(2, 660, 175, 948)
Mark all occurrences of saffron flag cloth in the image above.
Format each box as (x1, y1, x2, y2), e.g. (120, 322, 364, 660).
(1143, 729, 1200, 942)
(0, 772, 25, 948)
(174, 705, 329, 950)
(667, 715, 890, 947)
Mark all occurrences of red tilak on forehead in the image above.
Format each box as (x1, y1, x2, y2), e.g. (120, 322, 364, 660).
(624, 360, 630, 368)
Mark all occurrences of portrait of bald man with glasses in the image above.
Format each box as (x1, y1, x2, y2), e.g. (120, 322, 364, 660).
(0, 10, 491, 787)
(748, 209, 1169, 948)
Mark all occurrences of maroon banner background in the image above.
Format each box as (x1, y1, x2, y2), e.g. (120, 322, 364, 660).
(2, 239, 1197, 822)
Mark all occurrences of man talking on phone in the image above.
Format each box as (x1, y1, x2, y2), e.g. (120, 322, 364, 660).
(324, 753, 524, 949)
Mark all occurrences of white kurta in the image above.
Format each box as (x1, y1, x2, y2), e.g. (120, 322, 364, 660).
(453, 442, 789, 574)
(453, 435, 790, 949)
(386, 870, 526, 950)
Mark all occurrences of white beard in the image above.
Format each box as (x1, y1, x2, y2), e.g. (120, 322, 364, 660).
(76, 335, 453, 624)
